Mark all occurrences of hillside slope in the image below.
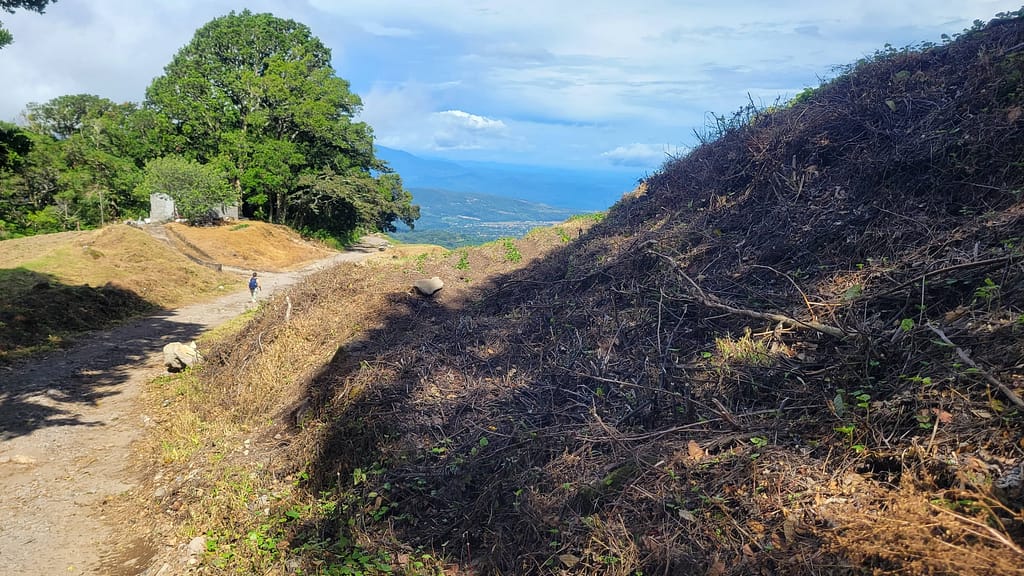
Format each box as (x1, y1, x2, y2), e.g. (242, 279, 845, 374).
(0, 221, 342, 362)
(155, 13, 1024, 576)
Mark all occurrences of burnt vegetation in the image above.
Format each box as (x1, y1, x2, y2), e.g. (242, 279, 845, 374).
(195, 11, 1024, 576)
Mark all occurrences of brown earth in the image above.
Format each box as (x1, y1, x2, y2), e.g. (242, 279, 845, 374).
(120, 14, 1024, 576)
(0, 222, 405, 575)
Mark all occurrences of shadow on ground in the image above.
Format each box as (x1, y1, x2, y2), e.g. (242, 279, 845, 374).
(0, 274, 207, 440)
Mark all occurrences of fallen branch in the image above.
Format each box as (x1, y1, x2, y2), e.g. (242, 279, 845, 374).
(880, 256, 1012, 298)
(926, 322, 1024, 411)
(650, 250, 851, 340)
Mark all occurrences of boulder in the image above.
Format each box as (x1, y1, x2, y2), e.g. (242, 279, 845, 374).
(413, 276, 444, 297)
(163, 341, 201, 372)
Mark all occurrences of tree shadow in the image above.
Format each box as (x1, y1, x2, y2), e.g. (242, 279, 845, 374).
(1, 269, 209, 441)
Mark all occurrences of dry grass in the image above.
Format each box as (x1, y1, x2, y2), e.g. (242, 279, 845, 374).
(0, 224, 242, 360)
(165, 221, 335, 272)
(0, 225, 236, 307)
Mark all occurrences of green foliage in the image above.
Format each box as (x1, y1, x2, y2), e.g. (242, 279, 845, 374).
(0, 94, 178, 235)
(455, 250, 470, 271)
(0, 121, 32, 170)
(24, 94, 115, 140)
(568, 211, 607, 223)
(137, 155, 236, 223)
(3, 12, 415, 240)
(973, 277, 1000, 304)
(501, 238, 522, 263)
(843, 284, 863, 301)
(142, 10, 417, 238)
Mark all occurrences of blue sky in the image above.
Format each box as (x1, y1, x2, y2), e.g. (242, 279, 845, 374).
(0, 1, 1021, 172)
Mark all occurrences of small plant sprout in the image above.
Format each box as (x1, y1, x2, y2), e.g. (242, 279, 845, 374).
(501, 238, 522, 263)
(974, 277, 1000, 304)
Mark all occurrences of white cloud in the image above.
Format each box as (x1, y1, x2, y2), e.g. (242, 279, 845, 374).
(436, 110, 506, 131)
(360, 84, 511, 152)
(601, 143, 682, 167)
(429, 110, 509, 150)
(2, 0, 1022, 166)
(359, 22, 417, 37)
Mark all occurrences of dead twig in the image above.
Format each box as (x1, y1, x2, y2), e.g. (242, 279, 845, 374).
(650, 250, 851, 340)
(926, 322, 1024, 411)
(879, 256, 1013, 298)
(751, 264, 818, 321)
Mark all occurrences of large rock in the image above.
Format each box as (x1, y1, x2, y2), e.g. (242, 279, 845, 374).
(413, 276, 444, 297)
(163, 341, 201, 372)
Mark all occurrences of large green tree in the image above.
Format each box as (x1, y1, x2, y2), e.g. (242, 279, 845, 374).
(24, 94, 114, 139)
(6, 95, 150, 235)
(145, 10, 415, 236)
(137, 155, 235, 223)
(1, 0, 57, 48)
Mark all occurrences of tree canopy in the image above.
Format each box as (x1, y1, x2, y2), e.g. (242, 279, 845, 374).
(137, 155, 235, 223)
(1, 9, 416, 240)
(145, 10, 415, 237)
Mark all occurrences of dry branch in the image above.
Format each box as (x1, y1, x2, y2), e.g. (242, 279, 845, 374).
(880, 256, 1014, 297)
(927, 322, 1024, 410)
(650, 250, 851, 340)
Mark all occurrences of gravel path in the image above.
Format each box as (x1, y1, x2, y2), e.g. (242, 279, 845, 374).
(0, 247, 376, 575)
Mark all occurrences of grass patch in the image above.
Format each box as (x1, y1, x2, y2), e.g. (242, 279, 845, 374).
(568, 211, 607, 223)
(713, 328, 775, 367)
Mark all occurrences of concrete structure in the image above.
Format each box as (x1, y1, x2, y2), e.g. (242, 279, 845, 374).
(149, 193, 239, 222)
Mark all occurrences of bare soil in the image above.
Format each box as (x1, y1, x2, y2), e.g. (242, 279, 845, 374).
(0, 237, 384, 575)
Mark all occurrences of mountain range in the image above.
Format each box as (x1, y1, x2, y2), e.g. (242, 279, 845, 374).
(376, 146, 644, 247)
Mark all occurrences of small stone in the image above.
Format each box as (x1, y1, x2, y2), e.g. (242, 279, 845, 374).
(187, 536, 207, 557)
(413, 276, 444, 296)
(154, 487, 167, 499)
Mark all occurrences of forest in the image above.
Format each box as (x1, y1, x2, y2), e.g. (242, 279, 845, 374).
(0, 10, 419, 241)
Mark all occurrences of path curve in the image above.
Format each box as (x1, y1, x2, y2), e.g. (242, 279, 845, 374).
(0, 247, 375, 575)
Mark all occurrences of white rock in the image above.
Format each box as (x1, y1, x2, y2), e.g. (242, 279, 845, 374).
(413, 276, 444, 296)
(187, 536, 206, 557)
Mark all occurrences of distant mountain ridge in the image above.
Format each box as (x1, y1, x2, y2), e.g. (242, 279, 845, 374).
(376, 146, 640, 211)
(389, 187, 578, 248)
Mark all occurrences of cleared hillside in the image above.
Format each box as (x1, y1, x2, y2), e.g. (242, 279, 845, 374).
(144, 13, 1024, 576)
(0, 221, 340, 362)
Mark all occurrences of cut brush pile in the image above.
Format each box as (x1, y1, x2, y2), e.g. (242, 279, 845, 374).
(153, 12, 1024, 576)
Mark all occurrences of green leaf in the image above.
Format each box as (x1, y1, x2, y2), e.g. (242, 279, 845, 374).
(843, 284, 863, 301)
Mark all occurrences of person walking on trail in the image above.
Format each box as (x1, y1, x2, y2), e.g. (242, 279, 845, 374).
(249, 272, 261, 302)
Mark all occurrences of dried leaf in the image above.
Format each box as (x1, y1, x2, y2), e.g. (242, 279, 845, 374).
(931, 408, 954, 424)
(970, 409, 994, 419)
(688, 440, 705, 461)
(678, 509, 696, 522)
(558, 554, 580, 568)
(783, 515, 799, 542)
(706, 559, 727, 576)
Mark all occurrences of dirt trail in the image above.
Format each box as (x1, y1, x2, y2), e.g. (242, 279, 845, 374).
(0, 247, 377, 575)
